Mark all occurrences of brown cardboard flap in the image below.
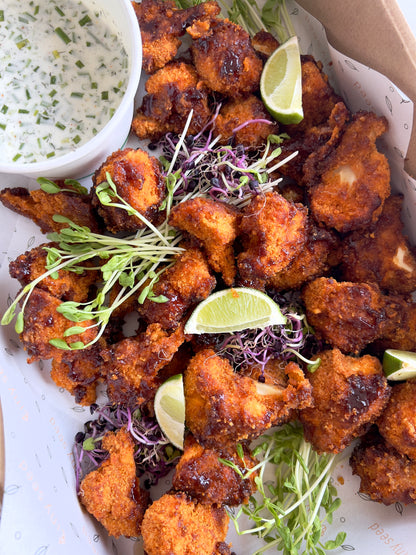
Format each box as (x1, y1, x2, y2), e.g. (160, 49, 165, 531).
(297, 0, 416, 178)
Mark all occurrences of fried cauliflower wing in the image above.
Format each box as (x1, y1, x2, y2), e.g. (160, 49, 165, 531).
(251, 30, 279, 59)
(213, 95, 278, 148)
(305, 111, 390, 233)
(341, 195, 416, 294)
(102, 323, 186, 406)
(266, 223, 341, 292)
(350, 429, 416, 505)
(141, 492, 230, 555)
(91, 148, 165, 233)
(172, 434, 258, 506)
(299, 349, 390, 453)
(189, 18, 263, 97)
(184, 348, 312, 448)
(20, 288, 97, 363)
(80, 428, 150, 537)
(9, 243, 97, 302)
(237, 191, 308, 285)
(139, 247, 216, 330)
(376, 295, 416, 352)
(302, 277, 387, 354)
(132, 0, 220, 74)
(0, 186, 101, 234)
(168, 197, 239, 285)
(377, 379, 416, 460)
(132, 60, 212, 141)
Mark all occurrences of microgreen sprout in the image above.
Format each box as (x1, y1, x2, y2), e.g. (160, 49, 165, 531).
(73, 404, 180, 492)
(223, 421, 346, 555)
(38, 176, 88, 195)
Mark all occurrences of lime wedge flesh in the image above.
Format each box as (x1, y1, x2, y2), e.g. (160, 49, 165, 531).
(260, 35, 303, 125)
(184, 287, 286, 334)
(154, 374, 185, 450)
(382, 349, 416, 381)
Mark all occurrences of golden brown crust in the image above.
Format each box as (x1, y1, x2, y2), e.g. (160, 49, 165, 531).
(80, 428, 150, 537)
(377, 380, 416, 460)
(302, 277, 387, 354)
(169, 197, 239, 285)
(92, 148, 165, 233)
(299, 349, 391, 453)
(172, 434, 258, 506)
(141, 492, 229, 555)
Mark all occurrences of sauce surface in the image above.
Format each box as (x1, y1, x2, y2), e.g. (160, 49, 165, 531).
(0, 0, 129, 164)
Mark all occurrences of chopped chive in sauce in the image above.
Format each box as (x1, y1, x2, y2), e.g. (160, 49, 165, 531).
(55, 27, 71, 44)
(79, 14, 92, 26)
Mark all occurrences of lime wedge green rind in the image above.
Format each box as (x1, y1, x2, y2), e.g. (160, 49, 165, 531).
(154, 374, 185, 450)
(184, 287, 286, 335)
(382, 349, 416, 381)
(260, 35, 304, 125)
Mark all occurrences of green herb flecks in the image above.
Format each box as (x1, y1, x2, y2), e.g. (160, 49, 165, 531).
(222, 422, 346, 554)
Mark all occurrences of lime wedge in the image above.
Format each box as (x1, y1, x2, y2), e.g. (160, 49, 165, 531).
(154, 374, 185, 450)
(382, 349, 416, 381)
(184, 288, 286, 334)
(260, 35, 303, 125)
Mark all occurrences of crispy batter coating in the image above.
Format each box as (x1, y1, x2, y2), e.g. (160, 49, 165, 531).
(189, 18, 263, 97)
(277, 102, 350, 184)
(377, 380, 416, 460)
(305, 111, 390, 233)
(376, 295, 416, 352)
(91, 148, 165, 233)
(172, 434, 258, 506)
(284, 56, 342, 136)
(9, 243, 97, 302)
(237, 191, 308, 284)
(341, 195, 416, 294)
(184, 348, 312, 448)
(80, 428, 150, 537)
(350, 430, 416, 505)
(141, 492, 230, 555)
(132, 61, 212, 141)
(251, 30, 279, 59)
(132, 0, 220, 74)
(302, 277, 387, 354)
(20, 288, 97, 363)
(50, 339, 106, 405)
(213, 95, 278, 148)
(139, 247, 216, 330)
(266, 223, 341, 292)
(299, 349, 390, 453)
(102, 323, 186, 406)
(0, 186, 101, 234)
(168, 197, 239, 285)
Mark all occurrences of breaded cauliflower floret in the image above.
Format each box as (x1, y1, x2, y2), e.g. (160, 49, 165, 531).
(237, 191, 308, 285)
(299, 349, 390, 454)
(141, 492, 230, 555)
(172, 434, 258, 506)
(341, 195, 416, 294)
(267, 223, 341, 292)
(302, 277, 387, 354)
(80, 428, 150, 537)
(350, 430, 416, 505)
(214, 95, 278, 148)
(306, 111, 390, 233)
(102, 323, 186, 406)
(139, 247, 216, 330)
(251, 30, 279, 59)
(376, 295, 416, 352)
(168, 197, 239, 285)
(9, 243, 97, 302)
(20, 288, 97, 363)
(92, 148, 165, 233)
(0, 185, 101, 234)
(189, 18, 263, 97)
(184, 348, 312, 449)
(377, 379, 416, 460)
(132, 61, 212, 141)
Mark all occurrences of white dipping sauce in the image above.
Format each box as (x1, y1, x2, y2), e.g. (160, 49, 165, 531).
(0, 0, 129, 164)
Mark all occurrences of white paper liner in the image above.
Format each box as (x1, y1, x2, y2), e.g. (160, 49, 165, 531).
(1, 1, 416, 553)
